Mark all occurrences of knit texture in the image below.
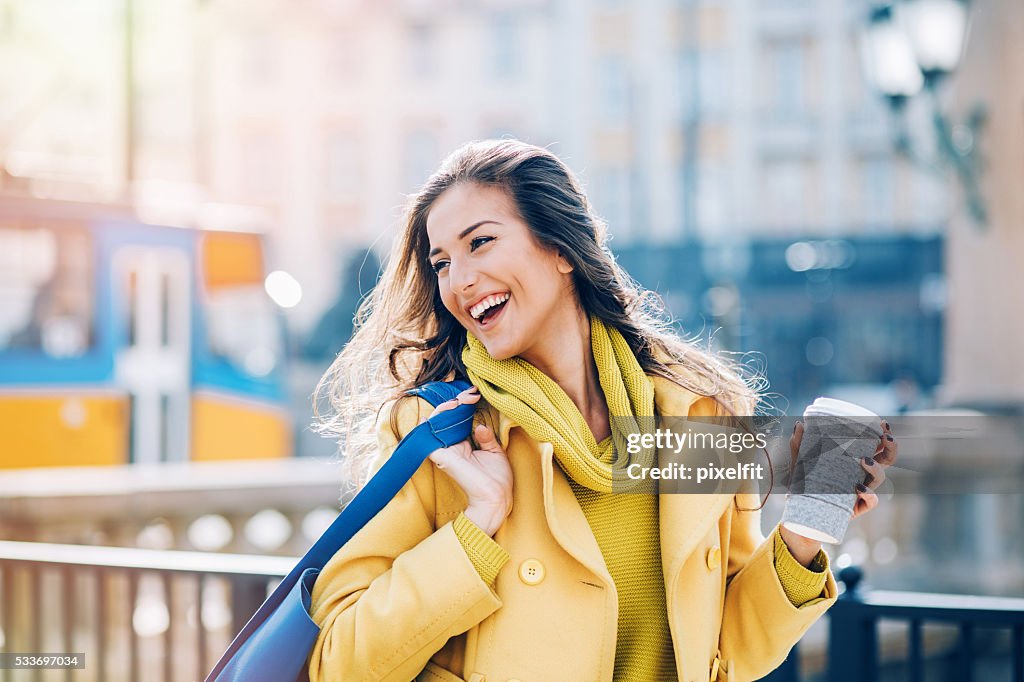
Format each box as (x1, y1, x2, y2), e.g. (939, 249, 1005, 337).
(463, 317, 656, 493)
(463, 317, 674, 681)
(452, 512, 510, 586)
(773, 526, 829, 604)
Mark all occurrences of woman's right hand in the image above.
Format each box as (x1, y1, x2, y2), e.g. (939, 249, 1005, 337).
(425, 386, 513, 536)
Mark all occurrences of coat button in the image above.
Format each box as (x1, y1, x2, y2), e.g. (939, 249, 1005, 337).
(706, 545, 722, 571)
(518, 558, 545, 585)
(710, 657, 721, 681)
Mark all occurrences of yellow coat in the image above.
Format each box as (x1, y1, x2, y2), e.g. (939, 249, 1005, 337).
(309, 374, 838, 682)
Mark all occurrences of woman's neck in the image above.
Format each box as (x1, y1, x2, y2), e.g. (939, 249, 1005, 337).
(521, 308, 609, 440)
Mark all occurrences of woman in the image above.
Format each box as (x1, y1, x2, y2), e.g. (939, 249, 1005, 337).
(310, 139, 897, 682)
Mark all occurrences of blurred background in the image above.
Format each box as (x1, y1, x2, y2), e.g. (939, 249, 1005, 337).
(0, 0, 1021, 679)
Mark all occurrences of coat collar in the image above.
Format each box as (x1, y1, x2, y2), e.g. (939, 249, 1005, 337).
(490, 374, 734, 587)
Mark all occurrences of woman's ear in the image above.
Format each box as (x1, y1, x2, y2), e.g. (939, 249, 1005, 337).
(555, 252, 574, 274)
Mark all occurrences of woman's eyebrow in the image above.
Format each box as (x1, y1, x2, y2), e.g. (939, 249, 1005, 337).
(428, 220, 502, 258)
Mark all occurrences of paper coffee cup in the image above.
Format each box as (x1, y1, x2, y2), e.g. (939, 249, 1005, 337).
(781, 397, 882, 544)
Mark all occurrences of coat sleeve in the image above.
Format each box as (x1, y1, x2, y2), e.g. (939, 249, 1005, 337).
(704, 390, 837, 681)
(307, 396, 505, 682)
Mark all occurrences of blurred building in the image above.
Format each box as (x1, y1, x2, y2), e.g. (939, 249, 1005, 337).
(203, 0, 950, 326)
(1, 0, 949, 323)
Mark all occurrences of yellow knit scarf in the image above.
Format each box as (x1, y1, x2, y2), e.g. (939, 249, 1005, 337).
(462, 316, 655, 493)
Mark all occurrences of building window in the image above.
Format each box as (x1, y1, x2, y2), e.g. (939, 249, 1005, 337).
(678, 160, 730, 236)
(763, 39, 806, 119)
(679, 50, 731, 121)
(599, 55, 630, 125)
(405, 130, 438, 191)
(489, 14, 520, 79)
(698, 161, 729, 232)
(860, 156, 893, 226)
(326, 132, 361, 201)
(762, 158, 807, 227)
(408, 23, 437, 80)
(0, 225, 94, 357)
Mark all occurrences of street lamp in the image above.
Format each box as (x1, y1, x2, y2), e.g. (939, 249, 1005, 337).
(860, 0, 987, 229)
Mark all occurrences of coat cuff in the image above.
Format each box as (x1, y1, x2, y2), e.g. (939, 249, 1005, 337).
(453, 512, 510, 586)
(772, 526, 829, 606)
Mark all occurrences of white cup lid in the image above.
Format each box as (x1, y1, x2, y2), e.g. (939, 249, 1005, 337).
(803, 397, 880, 419)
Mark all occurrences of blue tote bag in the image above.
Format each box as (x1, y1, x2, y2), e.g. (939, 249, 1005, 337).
(206, 380, 475, 682)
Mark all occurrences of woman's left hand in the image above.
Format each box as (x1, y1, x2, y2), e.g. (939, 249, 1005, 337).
(852, 419, 898, 519)
(780, 419, 899, 566)
(789, 418, 899, 519)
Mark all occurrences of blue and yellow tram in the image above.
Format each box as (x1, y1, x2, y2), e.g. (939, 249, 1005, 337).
(0, 200, 293, 467)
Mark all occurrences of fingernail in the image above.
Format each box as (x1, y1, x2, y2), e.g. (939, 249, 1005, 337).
(862, 456, 874, 466)
(886, 435, 894, 442)
(793, 421, 800, 433)
(856, 483, 869, 492)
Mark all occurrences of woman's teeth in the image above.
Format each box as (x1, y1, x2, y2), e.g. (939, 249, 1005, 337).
(470, 293, 510, 321)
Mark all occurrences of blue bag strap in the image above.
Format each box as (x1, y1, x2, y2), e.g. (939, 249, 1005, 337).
(206, 379, 473, 681)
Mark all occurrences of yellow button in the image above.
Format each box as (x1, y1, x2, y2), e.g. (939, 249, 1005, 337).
(518, 558, 545, 585)
(706, 545, 722, 571)
(710, 656, 721, 681)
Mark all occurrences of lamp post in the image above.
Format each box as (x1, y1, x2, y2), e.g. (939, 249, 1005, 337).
(860, 0, 987, 229)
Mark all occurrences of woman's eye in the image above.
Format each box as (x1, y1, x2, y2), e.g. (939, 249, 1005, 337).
(469, 236, 493, 251)
(430, 259, 449, 274)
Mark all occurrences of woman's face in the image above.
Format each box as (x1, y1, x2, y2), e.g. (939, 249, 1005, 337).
(425, 182, 578, 362)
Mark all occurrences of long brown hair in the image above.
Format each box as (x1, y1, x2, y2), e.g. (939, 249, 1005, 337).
(314, 139, 769, 503)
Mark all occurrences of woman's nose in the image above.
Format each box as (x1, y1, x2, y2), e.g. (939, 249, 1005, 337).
(447, 261, 478, 293)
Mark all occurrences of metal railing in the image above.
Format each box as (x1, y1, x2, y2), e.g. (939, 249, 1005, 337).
(766, 567, 1024, 682)
(826, 566, 1024, 681)
(0, 460, 344, 556)
(2, 542, 1023, 681)
(0, 541, 293, 682)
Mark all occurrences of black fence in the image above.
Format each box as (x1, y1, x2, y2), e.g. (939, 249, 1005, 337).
(764, 567, 1024, 682)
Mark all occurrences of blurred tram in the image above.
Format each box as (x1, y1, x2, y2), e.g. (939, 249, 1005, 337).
(0, 199, 293, 468)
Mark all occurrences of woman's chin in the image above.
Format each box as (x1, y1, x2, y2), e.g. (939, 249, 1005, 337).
(480, 338, 519, 361)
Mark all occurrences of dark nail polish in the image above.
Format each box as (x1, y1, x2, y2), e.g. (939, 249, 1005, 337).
(886, 435, 895, 442)
(862, 456, 874, 466)
(882, 420, 890, 430)
(856, 483, 869, 492)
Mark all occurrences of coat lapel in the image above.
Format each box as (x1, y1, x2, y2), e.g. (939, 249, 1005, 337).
(492, 406, 612, 584)
(539, 444, 614, 585)
(651, 375, 735, 584)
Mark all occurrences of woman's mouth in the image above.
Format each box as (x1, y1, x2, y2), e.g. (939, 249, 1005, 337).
(469, 293, 510, 330)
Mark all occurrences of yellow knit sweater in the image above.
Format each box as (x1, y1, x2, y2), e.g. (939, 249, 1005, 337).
(450, 318, 828, 679)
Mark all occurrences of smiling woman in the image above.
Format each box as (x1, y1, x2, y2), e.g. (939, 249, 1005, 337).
(308, 139, 871, 682)
(426, 184, 577, 364)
